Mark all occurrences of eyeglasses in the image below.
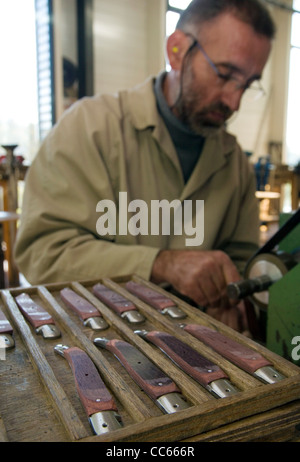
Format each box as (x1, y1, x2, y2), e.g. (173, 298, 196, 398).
(185, 33, 266, 101)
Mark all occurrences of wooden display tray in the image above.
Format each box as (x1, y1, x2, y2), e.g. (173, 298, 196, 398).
(1, 274, 300, 442)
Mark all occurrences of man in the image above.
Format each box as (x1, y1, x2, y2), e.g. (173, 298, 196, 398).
(14, 0, 275, 331)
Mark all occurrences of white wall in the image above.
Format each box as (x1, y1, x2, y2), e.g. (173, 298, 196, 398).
(269, 6, 293, 164)
(227, 5, 292, 162)
(93, 0, 166, 95)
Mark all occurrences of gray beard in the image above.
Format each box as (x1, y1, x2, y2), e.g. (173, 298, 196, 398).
(175, 107, 224, 137)
(173, 97, 228, 137)
(186, 120, 224, 137)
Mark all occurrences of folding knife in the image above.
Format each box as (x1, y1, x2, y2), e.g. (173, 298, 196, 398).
(60, 288, 108, 330)
(181, 324, 285, 384)
(94, 337, 190, 413)
(92, 283, 145, 324)
(0, 309, 14, 349)
(126, 281, 186, 319)
(15, 293, 61, 339)
(136, 329, 239, 398)
(54, 344, 123, 434)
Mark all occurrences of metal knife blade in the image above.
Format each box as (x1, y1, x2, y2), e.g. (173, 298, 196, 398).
(135, 330, 238, 398)
(125, 281, 186, 319)
(0, 309, 14, 350)
(60, 288, 108, 330)
(93, 337, 190, 413)
(54, 344, 123, 435)
(15, 293, 61, 339)
(92, 283, 145, 324)
(181, 324, 285, 384)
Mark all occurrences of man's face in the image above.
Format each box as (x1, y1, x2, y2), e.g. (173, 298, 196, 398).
(172, 13, 272, 134)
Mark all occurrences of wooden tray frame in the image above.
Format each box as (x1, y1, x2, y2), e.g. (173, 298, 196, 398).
(1, 274, 300, 442)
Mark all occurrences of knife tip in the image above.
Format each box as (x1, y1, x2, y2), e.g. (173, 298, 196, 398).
(93, 337, 110, 348)
(54, 344, 69, 357)
(134, 329, 148, 338)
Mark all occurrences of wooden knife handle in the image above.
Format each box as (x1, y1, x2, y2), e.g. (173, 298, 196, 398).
(146, 331, 227, 386)
(60, 288, 101, 320)
(126, 281, 175, 310)
(0, 309, 13, 335)
(106, 339, 179, 400)
(93, 283, 137, 315)
(63, 347, 118, 416)
(183, 324, 272, 374)
(15, 293, 55, 328)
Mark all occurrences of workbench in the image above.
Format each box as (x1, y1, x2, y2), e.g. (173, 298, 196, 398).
(1, 275, 300, 442)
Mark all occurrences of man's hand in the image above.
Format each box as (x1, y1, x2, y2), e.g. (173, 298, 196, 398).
(151, 249, 241, 307)
(151, 249, 249, 333)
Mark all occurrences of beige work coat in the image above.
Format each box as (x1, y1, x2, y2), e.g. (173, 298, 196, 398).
(14, 76, 259, 285)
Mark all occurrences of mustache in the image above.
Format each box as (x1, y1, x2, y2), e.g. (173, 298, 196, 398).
(200, 102, 233, 118)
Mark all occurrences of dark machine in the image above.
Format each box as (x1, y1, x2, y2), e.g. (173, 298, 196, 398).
(227, 208, 300, 365)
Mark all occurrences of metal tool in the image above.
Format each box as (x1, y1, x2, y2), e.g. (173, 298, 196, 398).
(60, 288, 108, 330)
(94, 337, 190, 414)
(135, 329, 238, 398)
(92, 283, 145, 324)
(15, 293, 61, 339)
(54, 344, 123, 435)
(227, 274, 276, 300)
(227, 251, 297, 309)
(125, 281, 186, 319)
(227, 208, 300, 309)
(0, 309, 14, 349)
(180, 324, 285, 384)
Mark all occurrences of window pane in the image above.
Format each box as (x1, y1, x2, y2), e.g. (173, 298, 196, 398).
(169, 0, 192, 10)
(285, 47, 300, 166)
(166, 11, 180, 36)
(35, 0, 55, 141)
(0, 0, 39, 162)
(291, 12, 300, 47)
(293, 0, 300, 12)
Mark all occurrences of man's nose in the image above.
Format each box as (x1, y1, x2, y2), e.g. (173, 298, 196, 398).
(221, 87, 244, 113)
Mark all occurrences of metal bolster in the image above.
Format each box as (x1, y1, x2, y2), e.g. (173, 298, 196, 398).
(156, 393, 190, 414)
(35, 324, 61, 339)
(90, 411, 123, 435)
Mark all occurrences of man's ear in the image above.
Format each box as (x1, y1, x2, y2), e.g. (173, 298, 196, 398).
(166, 29, 191, 70)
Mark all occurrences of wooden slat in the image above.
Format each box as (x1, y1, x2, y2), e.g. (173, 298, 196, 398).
(0, 416, 9, 442)
(1, 289, 89, 441)
(182, 401, 300, 442)
(71, 281, 213, 405)
(102, 278, 261, 391)
(132, 274, 300, 377)
(80, 375, 300, 442)
(1, 275, 300, 442)
(37, 285, 155, 421)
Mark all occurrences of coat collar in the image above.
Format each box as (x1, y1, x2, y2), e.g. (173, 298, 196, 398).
(121, 74, 239, 198)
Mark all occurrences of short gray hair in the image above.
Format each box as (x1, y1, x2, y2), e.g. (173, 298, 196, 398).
(176, 0, 276, 39)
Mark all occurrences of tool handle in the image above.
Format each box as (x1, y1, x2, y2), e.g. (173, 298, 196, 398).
(106, 339, 179, 400)
(15, 293, 55, 328)
(227, 275, 274, 300)
(64, 347, 117, 416)
(126, 281, 175, 310)
(0, 309, 13, 334)
(183, 324, 271, 374)
(93, 283, 137, 315)
(146, 331, 227, 386)
(60, 288, 101, 320)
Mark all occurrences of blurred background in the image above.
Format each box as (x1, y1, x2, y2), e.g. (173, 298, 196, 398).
(0, 0, 299, 287)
